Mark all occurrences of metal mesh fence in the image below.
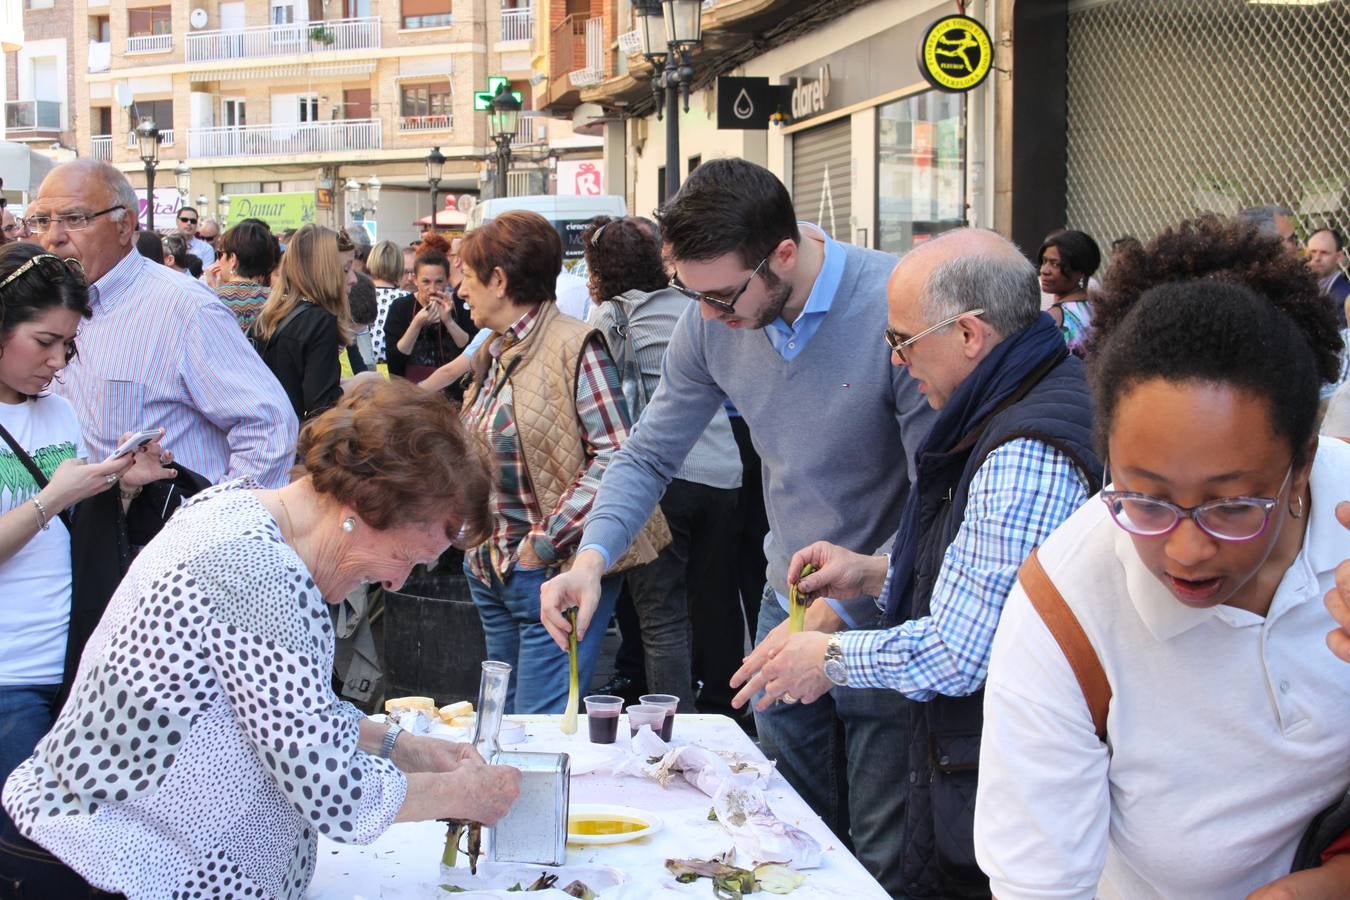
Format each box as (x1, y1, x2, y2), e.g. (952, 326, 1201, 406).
(1065, 0, 1350, 256)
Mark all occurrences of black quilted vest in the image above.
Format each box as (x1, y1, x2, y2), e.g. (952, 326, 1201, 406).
(888, 352, 1101, 899)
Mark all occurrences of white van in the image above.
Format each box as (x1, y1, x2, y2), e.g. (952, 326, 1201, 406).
(466, 194, 627, 272)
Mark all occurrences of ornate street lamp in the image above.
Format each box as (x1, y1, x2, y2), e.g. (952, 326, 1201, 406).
(174, 161, 192, 201)
(635, 0, 703, 201)
(489, 84, 522, 199)
(136, 117, 161, 230)
(426, 146, 446, 229)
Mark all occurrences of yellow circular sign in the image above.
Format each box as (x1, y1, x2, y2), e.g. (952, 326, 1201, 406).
(919, 15, 993, 93)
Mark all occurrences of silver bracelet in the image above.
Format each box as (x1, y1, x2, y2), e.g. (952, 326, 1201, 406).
(379, 722, 403, 759)
(31, 497, 50, 531)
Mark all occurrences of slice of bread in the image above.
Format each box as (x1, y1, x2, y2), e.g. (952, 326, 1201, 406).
(438, 701, 473, 723)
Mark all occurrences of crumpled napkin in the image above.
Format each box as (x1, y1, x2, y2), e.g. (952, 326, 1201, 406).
(712, 781, 823, 870)
(597, 728, 821, 870)
(606, 727, 775, 795)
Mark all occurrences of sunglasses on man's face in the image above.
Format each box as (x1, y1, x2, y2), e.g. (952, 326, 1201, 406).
(669, 257, 768, 313)
(179, 216, 198, 226)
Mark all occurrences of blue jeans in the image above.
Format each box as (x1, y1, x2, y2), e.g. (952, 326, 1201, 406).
(465, 561, 621, 715)
(751, 591, 912, 897)
(0, 684, 60, 846)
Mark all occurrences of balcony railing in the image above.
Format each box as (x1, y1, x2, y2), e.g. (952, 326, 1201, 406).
(126, 129, 175, 148)
(185, 17, 381, 63)
(514, 110, 543, 144)
(91, 135, 112, 161)
(550, 14, 587, 86)
(127, 33, 173, 54)
(500, 6, 532, 42)
(5, 100, 61, 132)
(568, 16, 605, 87)
(188, 118, 381, 158)
(398, 113, 453, 132)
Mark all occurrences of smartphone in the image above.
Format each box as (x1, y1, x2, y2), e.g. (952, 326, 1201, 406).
(105, 428, 162, 462)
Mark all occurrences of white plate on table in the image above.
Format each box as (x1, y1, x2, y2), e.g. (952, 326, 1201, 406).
(567, 803, 663, 845)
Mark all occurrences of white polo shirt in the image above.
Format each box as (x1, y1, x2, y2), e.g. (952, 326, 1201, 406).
(974, 436, 1350, 900)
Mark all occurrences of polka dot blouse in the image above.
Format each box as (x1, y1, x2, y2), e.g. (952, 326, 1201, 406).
(2, 480, 407, 898)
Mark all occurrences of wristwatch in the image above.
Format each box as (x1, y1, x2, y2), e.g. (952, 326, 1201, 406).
(380, 722, 404, 759)
(823, 635, 849, 687)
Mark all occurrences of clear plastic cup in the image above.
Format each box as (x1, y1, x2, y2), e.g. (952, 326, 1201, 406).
(583, 694, 623, 744)
(639, 694, 679, 741)
(625, 703, 666, 738)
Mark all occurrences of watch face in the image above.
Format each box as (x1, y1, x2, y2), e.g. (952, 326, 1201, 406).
(824, 658, 848, 687)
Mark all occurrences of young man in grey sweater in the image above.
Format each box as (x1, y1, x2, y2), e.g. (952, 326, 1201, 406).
(540, 158, 934, 893)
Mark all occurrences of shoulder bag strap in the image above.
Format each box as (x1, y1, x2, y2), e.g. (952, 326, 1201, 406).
(0, 419, 77, 532)
(1016, 547, 1111, 742)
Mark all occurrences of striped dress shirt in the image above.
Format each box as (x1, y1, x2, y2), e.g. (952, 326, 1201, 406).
(52, 249, 297, 487)
(842, 438, 1090, 700)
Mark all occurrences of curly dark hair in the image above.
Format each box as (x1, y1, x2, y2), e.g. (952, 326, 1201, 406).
(581, 216, 667, 303)
(1090, 215, 1344, 468)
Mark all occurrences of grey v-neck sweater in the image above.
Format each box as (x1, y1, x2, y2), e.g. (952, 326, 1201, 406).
(583, 241, 935, 604)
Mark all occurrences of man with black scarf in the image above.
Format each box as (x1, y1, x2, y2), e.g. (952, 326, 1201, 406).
(731, 228, 1102, 898)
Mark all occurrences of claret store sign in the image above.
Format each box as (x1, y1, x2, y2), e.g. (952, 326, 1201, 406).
(781, 6, 987, 125)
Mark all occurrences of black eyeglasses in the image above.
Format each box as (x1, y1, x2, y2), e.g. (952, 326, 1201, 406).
(23, 205, 123, 234)
(1100, 465, 1292, 542)
(669, 257, 767, 313)
(178, 216, 198, 225)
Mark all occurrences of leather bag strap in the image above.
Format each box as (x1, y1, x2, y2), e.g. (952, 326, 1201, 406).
(1016, 547, 1111, 742)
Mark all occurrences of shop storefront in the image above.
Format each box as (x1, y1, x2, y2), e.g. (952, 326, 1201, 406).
(778, 3, 985, 253)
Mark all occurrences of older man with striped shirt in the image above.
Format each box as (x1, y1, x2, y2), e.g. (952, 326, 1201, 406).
(31, 160, 296, 487)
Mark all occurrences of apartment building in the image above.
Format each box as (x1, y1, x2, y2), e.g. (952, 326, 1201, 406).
(0, 0, 599, 246)
(4, 0, 75, 159)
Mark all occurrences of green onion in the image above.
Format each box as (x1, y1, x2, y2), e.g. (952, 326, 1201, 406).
(561, 607, 580, 734)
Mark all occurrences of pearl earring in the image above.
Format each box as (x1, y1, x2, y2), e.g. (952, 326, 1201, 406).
(342, 517, 356, 533)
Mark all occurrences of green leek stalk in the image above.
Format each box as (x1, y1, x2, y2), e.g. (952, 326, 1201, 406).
(787, 563, 817, 633)
(561, 606, 580, 734)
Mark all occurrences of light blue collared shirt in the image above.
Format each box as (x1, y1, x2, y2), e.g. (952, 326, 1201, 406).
(764, 229, 844, 361)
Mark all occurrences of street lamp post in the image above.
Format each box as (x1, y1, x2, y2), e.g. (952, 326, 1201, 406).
(136, 117, 161, 231)
(488, 85, 522, 199)
(174, 162, 192, 208)
(635, 0, 703, 201)
(426, 146, 445, 230)
(344, 176, 381, 234)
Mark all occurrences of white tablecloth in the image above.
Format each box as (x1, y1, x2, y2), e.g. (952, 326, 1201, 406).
(307, 714, 887, 899)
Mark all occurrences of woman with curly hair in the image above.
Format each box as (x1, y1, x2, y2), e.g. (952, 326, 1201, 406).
(581, 216, 743, 713)
(975, 215, 1350, 898)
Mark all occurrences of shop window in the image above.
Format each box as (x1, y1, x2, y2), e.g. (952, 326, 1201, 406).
(876, 92, 965, 255)
(400, 0, 452, 29)
(128, 5, 172, 35)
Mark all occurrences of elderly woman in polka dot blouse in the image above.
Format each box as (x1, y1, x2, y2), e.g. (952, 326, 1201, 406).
(2, 379, 521, 899)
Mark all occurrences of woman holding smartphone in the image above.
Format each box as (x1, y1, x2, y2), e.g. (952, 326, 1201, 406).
(0, 243, 173, 894)
(385, 251, 471, 384)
